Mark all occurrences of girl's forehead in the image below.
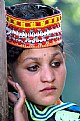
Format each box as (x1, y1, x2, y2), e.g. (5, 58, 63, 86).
(22, 46, 60, 55)
(17, 46, 62, 62)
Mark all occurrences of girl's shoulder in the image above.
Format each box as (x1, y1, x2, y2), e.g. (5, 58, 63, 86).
(66, 104, 80, 113)
(55, 103, 80, 121)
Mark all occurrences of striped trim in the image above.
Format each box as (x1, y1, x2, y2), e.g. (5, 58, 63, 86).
(25, 100, 76, 121)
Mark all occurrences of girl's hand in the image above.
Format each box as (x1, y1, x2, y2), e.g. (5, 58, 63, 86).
(8, 79, 29, 121)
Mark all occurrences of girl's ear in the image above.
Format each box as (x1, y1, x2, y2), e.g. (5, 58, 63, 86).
(7, 64, 16, 92)
(7, 64, 13, 80)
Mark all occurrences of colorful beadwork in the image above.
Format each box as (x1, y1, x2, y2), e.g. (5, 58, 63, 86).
(6, 5, 62, 48)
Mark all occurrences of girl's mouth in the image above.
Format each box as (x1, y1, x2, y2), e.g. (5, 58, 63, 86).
(40, 86, 57, 94)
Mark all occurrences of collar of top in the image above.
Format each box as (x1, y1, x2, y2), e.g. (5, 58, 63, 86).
(6, 3, 62, 48)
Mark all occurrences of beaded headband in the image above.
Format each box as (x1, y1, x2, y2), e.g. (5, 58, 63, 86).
(6, 4, 62, 48)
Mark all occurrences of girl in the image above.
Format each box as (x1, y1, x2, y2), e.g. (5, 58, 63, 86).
(6, 3, 80, 121)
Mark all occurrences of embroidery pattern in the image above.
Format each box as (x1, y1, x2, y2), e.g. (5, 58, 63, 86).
(55, 110, 80, 121)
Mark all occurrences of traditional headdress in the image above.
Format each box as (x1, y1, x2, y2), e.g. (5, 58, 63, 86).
(6, 3, 62, 49)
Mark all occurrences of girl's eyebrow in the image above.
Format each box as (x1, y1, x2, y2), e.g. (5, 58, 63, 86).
(22, 51, 62, 63)
(23, 57, 40, 62)
(52, 51, 62, 57)
(22, 57, 42, 63)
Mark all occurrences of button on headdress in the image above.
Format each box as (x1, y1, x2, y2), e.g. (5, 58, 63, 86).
(6, 3, 62, 48)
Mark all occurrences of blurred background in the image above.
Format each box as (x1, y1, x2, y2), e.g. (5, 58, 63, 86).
(5, 0, 80, 106)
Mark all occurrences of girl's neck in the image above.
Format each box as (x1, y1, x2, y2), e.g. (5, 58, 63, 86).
(29, 98, 62, 111)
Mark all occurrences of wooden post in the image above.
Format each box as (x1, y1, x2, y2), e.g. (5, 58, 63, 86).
(0, 0, 8, 121)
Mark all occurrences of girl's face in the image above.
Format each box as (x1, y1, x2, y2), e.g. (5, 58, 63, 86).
(11, 46, 66, 107)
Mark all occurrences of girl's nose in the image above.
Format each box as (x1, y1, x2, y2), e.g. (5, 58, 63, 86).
(40, 66, 55, 83)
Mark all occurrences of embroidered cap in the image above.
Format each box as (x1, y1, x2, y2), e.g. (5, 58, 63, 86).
(6, 3, 62, 48)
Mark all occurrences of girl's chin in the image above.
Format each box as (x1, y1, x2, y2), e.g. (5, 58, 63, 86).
(35, 101, 56, 110)
(41, 101, 55, 106)
(36, 98, 57, 107)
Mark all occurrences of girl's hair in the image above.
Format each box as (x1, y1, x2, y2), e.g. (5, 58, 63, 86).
(6, 4, 63, 64)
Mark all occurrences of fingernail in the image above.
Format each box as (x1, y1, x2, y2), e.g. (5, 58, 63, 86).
(15, 83, 19, 87)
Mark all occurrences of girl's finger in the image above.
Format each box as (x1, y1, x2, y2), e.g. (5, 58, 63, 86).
(15, 83, 26, 107)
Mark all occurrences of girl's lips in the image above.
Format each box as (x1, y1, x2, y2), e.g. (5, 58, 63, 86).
(40, 86, 57, 92)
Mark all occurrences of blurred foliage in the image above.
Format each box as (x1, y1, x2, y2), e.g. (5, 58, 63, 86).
(5, 0, 26, 6)
(61, 1, 80, 25)
(41, 0, 57, 5)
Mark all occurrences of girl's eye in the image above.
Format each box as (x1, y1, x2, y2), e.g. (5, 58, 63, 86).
(51, 61, 61, 68)
(27, 65, 39, 72)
